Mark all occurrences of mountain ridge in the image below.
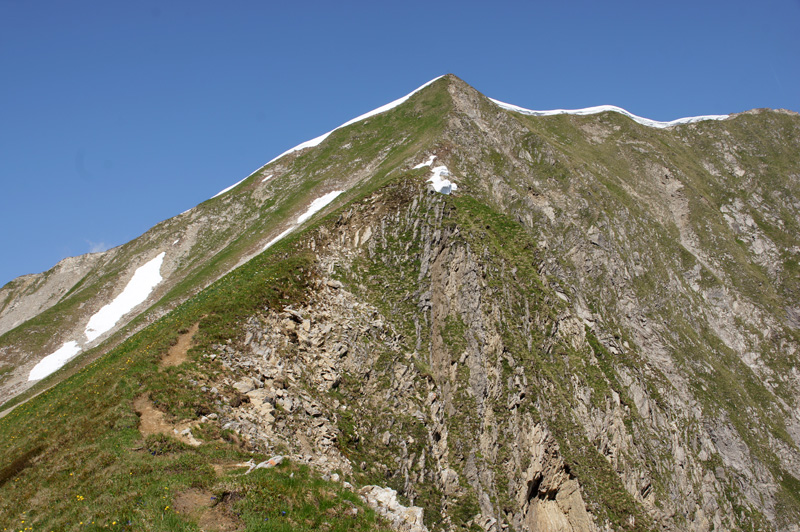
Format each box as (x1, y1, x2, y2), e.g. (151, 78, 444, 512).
(1, 74, 800, 531)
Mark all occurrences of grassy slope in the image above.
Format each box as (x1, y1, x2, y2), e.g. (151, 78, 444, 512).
(0, 79, 455, 531)
(0, 227, 394, 531)
(0, 76, 453, 414)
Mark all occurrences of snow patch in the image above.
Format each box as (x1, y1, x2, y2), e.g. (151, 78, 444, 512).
(265, 76, 444, 165)
(489, 98, 729, 129)
(297, 191, 343, 224)
(262, 174, 274, 183)
(28, 341, 81, 381)
(427, 165, 457, 195)
(85, 252, 166, 342)
(414, 155, 457, 193)
(262, 228, 294, 251)
(172, 239, 180, 245)
(263, 191, 344, 251)
(413, 155, 437, 169)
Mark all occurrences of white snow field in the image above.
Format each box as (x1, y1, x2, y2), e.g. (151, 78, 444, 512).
(265, 76, 445, 166)
(489, 98, 729, 129)
(263, 191, 344, 251)
(27, 252, 166, 380)
(28, 341, 81, 381)
(84, 252, 166, 342)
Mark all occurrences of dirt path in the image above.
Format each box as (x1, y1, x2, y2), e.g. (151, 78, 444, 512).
(133, 394, 201, 446)
(133, 395, 174, 436)
(161, 322, 199, 369)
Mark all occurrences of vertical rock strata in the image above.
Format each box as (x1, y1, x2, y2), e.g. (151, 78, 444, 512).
(193, 78, 800, 530)
(206, 158, 800, 531)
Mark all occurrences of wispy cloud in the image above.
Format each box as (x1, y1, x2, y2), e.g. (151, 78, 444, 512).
(87, 240, 108, 253)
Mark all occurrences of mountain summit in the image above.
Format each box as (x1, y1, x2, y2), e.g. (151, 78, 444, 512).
(1, 75, 800, 531)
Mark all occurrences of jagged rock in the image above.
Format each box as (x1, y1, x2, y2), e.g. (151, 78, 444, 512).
(304, 402, 322, 417)
(360, 486, 428, 532)
(245, 389, 275, 420)
(283, 308, 304, 322)
(276, 396, 294, 412)
(440, 468, 460, 496)
(519, 425, 597, 532)
(473, 514, 498, 532)
(233, 378, 256, 394)
(245, 455, 284, 474)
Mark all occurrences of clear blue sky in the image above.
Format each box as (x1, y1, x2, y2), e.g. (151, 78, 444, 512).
(1, 0, 798, 286)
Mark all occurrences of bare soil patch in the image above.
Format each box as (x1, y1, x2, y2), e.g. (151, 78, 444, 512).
(133, 394, 201, 446)
(133, 395, 174, 437)
(211, 462, 251, 476)
(174, 488, 216, 513)
(161, 322, 199, 369)
(174, 488, 244, 532)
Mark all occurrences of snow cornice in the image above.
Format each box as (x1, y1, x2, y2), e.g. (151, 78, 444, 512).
(489, 98, 729, 129)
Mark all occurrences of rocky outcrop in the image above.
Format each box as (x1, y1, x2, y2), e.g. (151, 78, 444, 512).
(192, 151, 800, 530)
(361, 486, 429, 532)
(0, 253, 105, 337)
(519, 425, 596, 532)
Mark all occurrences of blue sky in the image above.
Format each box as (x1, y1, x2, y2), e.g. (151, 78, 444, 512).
(1, 0, 798, 286)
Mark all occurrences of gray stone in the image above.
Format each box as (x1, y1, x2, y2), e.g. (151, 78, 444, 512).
(233, 378, 255, 394)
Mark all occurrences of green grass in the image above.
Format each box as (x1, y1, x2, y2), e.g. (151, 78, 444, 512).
(229, 462, 393, 532)
(0, 225, 368, 530)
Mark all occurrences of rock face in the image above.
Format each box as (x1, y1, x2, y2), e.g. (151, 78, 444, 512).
(3, 75, 800, 531)
(520, 426, 596, 532)
(198, 78, 800, 531)
(0, 253, 104, 337)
